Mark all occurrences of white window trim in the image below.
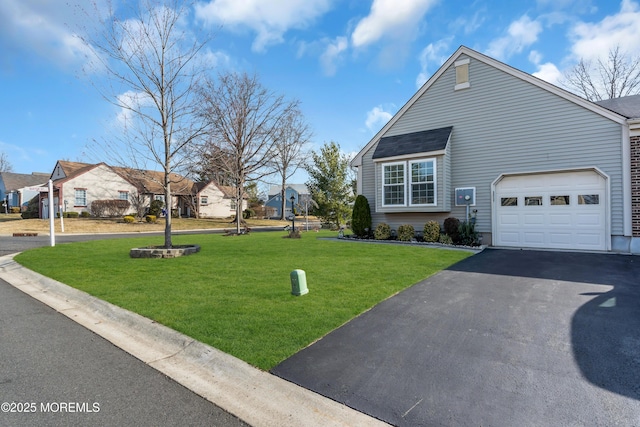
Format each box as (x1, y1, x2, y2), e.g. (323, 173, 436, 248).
(381, 158, 437, 207)
(409, 158, 437, 206)
(381, 161, 406, 207)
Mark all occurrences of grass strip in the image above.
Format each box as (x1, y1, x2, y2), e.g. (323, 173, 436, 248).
(15, 231, 471, 370)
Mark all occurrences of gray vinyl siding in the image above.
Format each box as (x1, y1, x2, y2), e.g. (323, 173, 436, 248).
(361, 55, 624, 236)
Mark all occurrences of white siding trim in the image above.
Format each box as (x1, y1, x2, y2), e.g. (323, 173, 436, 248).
(372, 149, 446, 163)
(622, 125, 632, 236)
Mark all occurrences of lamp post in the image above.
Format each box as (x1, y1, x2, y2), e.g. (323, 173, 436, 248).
(290, 195, 295, 231)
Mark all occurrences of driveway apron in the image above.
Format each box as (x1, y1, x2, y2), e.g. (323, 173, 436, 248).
(272, 249, 640, 426)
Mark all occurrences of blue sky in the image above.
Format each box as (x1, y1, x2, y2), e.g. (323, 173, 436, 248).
(1, 0, 638, 186)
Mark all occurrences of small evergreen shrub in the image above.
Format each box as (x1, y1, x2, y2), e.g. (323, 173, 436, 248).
(149, 199, 164, 217)
(374, 222, 391, 240)
(458, 220, 479, 246)
(243, 208, 255, 219)
(146, 215, 157, 223)
(438, 233, 453, 245)
(397, 224, 415, 242)
(444, 217, 461, 244)
(123, 215, 135, 223)
(351, 195, 372, 237)
(80, 211, 90, 218)
(65, 212, 80, 218)
(423, 221, 440, 242)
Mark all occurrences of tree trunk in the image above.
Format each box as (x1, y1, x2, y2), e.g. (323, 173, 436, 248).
(280, 180, 286, 220)
(165, 178, 172, 248)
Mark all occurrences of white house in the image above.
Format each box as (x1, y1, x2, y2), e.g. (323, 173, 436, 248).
(195, 181, 247, 218)
(40, 160, 242, 219)
(350, 46, 640, 254)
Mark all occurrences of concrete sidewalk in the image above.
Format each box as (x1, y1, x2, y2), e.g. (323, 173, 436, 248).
(0, 254, 388, 427)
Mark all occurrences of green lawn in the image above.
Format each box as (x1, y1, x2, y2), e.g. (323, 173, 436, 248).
(14, 231, 472, 370)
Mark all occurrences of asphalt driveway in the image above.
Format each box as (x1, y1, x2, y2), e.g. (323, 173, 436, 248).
(272, 249, 640, 426)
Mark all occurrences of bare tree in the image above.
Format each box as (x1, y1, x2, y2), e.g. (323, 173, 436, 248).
(79, 0, 210, 247)
(0, 152, 12, 172)
(563, 45, 640, 101)
(198, 71, 299, 233)
(269, 107, 312, 220)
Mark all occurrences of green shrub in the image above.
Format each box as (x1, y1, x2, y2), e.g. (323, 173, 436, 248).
(444, 217, 461, 244)
(80, 211, 90, 218)
(149, 199, 164, 217)
(65, 212, 80, 218)
(123, 215, 135, 223)
(10, 207, 21, 214)
(458, 220, 479, 246)
(438, 233, 453, 245)
(423, 221, 440, 242)
(146, 215, 157, 223)
(397, 224, 415, 242)
(374, 222, 391, 240)
(351, 195, 372, 237)
(90, 199, 130, 217)
(243, 208, 255, 219)
(21, 196, 39, 219)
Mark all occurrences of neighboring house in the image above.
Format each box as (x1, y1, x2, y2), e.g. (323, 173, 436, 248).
(40, 160, 238, 219)
(350, 46, 640, 254)
(0, 171, 49, 211)
(265, 184, 309, 218)
(195, 181, 247, 218)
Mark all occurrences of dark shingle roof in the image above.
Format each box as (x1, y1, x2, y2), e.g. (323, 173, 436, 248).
(0, 172, 49, 191)
(372, 126, 453, 160)
(595, 94, 640, 119)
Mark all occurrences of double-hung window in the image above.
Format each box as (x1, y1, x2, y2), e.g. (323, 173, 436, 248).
(75, 189, 87, 207)
(382, 159, 436, 207)
(383, 162, 405, 206)
(409, 160, 435, 205)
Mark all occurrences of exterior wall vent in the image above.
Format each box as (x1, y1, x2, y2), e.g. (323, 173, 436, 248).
(454, 58, 470, 91)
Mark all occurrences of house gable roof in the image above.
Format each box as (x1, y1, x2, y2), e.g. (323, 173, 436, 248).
(351, 45, 628, 168)
(0, 172, 49, 191)
(268, 184, 309, 196)
(595, 94, 640, 119)
(372, 127, 452, 160)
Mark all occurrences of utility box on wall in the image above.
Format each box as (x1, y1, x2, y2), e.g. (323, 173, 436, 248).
(455, 187, 476, 206)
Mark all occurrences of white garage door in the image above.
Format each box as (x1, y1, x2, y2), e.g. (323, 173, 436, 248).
(494, 171, 607, 251)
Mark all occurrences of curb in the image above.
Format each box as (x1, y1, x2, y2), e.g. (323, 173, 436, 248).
(0, 254, 389, 427)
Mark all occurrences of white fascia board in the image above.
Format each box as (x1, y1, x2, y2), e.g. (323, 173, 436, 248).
(372, 149, 446, 163)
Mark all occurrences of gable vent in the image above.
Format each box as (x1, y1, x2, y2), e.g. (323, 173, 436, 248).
(454, 58, 470, 90)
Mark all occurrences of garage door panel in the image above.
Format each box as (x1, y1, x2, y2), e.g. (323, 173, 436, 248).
(495, 171, 606, 251)
(523, 232, 545, 245)
(499, 214, 519, 225)
(549, 233, 572, 245)
(523, 214, 544, 225)
(549, 213, 572, 225)
(576, 213, 602, 226)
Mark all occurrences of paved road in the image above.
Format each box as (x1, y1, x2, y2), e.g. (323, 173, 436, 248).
(0, 232, 249, 427)
(273, 249, 640, 426)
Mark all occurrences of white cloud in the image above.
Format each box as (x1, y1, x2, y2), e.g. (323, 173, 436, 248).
(195, 0, 333, 52)
(115, 91, 154, 128)
(365, 105, 394, 133)
(0, 0, 103, 69)
(569, 0, 640, 61)
(415, 38, 453, 88)
(529, 51, 563, 85)
(351, 0, 438, 48)
(319, 36, 348, 76)
(485, 15, 543, 60)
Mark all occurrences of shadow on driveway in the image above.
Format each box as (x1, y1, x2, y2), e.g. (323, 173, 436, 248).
(273, 249, 640, 426)
(448, 249, 640, 401)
